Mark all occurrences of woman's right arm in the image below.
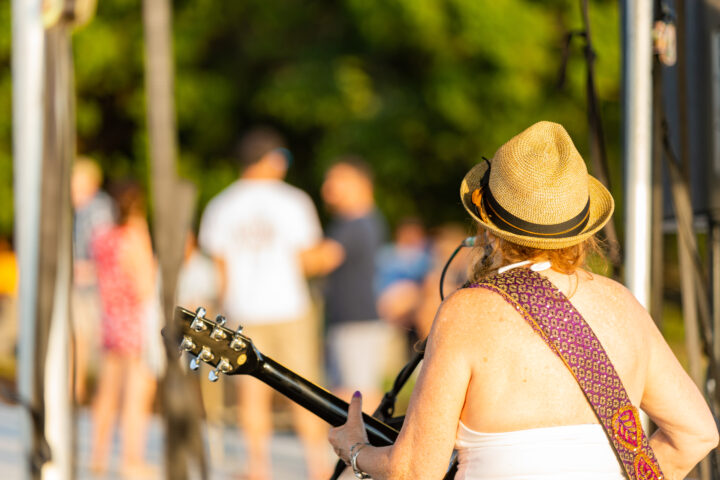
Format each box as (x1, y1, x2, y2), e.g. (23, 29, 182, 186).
(640, 311, 718, 479)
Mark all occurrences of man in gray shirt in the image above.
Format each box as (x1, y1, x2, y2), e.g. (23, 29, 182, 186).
(305, 157, 390, 412)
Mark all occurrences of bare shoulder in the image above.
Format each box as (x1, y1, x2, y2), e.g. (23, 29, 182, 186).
(427, 286, 518, 350)
(580, 270, 633, 298)
(579, 271, 650, 319)
(435, 286, 511, 323)
(574, 271, 660, 349)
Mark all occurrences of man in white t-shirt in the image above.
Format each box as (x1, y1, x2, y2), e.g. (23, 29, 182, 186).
(199, 127, 331, 480)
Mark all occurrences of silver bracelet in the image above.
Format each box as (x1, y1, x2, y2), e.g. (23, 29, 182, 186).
(349, 442, 371, 479)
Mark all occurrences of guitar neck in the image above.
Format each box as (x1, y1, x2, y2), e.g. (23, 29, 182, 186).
(251, 354, 399, 446)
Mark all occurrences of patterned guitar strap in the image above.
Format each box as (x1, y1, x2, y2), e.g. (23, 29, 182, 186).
(469, 267, 664, 480)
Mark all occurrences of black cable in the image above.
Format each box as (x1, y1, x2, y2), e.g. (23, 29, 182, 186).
(555, 0, 622, 274)
(439, 245, 463, 302)
(440, 236, 477, 301)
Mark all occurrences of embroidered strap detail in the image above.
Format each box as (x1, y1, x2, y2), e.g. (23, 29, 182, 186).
(612, 405, 642, 452)
(469, 268, 663, 480)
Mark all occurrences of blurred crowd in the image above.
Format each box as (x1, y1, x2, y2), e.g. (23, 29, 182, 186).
(0, 127, 473, 480)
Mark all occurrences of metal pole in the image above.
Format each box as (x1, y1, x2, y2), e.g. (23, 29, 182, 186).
(713, 220, 720, 412)
(622, 0, 654, 310)
(622, 0, 654, 436)
(41, 223, 72, 480)
(12, 0, 46, 477)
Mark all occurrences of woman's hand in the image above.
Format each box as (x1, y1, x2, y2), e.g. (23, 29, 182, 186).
(328, 391, 369, 464)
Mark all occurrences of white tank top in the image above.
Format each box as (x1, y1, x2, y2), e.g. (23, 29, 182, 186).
(454, 421, 628, 480)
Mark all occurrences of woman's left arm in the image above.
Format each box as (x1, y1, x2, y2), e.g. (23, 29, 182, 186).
(329, 289, 476, 480)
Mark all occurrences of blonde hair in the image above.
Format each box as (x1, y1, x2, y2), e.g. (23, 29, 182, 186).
(470, 230, 602, 282)
(414, 230, 602, 354)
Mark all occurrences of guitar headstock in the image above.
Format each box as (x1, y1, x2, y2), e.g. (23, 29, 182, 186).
(173, 306, 262, 381)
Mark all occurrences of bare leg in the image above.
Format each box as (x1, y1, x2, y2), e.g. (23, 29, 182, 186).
(71, 288, 100, 405)
(201, 373, 226, 465)
(119, 357, 156, 476)
(90, 352, 123, 473)
(238, 378, 273, 480)
(73, 330, 89, 404)
(291, 403, 332, 480)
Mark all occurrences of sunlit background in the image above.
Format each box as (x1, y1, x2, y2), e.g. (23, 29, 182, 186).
(1, 0, 716, 478)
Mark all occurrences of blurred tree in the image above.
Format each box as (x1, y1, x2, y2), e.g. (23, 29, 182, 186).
(0, 1, 12, 235)
(0, 0, 621, 234)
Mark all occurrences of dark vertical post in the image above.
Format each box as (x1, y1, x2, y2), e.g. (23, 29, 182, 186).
(666, 6, 711, 466)
(712, 220, 720, 414)
(141, 0, 202, 478)
(673, 0, 707, 430)
(650, 56, 664, 328)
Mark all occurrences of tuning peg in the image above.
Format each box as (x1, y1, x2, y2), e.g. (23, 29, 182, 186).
(179, 336, 195, 352)
(210, 315, 228, 341)
(198, 346, 215, 363)
(217, 357, 232, 373)
(191, 307, 208, 332)
(229, 325, 246, 351)
(189, 357, 200, 371)
(208, 357, 232, 383)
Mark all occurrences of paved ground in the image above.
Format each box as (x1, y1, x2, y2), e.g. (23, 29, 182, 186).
(0, 402, 321, 479)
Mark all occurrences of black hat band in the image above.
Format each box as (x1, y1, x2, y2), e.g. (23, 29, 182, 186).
(478, 186, 591, 238)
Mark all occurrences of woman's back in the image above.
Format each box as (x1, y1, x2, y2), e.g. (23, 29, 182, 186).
(327, 121, 717, 480)
(458, 268, 649, 434)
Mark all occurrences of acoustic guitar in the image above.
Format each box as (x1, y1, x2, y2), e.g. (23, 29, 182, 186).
(172, 306, 458, 479)
(173, 306, 399, 446)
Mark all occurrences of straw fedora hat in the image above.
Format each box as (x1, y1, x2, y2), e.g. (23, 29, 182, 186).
(460, 121, 614, 249)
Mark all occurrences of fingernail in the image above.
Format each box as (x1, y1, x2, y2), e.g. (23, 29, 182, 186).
(353, 391, 361, 398)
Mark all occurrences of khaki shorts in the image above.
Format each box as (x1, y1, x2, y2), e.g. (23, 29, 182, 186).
(327, 319, 398, 391)
(239, 310, 320, 383)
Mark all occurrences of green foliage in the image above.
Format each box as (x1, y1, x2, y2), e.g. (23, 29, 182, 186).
(0, 1, 12, 235)
(0, 0, 622, 235)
